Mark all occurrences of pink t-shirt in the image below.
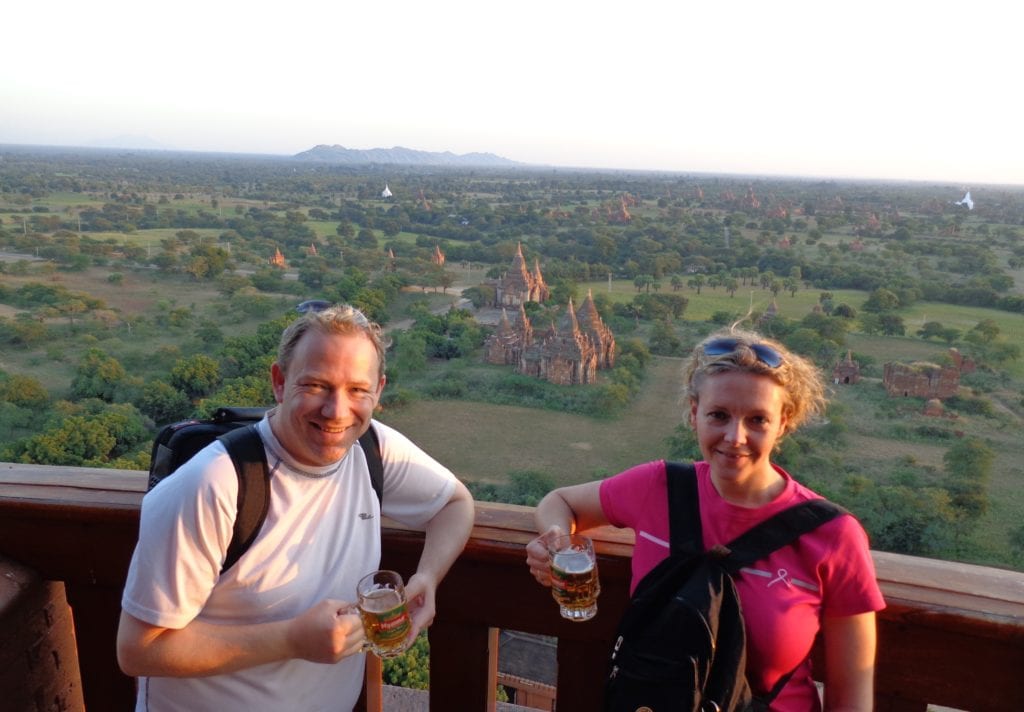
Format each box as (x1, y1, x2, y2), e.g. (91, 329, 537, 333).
(600, 460, 885, 711)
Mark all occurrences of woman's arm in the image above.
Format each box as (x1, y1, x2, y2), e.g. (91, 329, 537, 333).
(526, 481, 607, 586)
(822, 611, 876, 711)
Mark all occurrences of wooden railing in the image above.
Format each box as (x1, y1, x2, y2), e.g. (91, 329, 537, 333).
(2, 462, 1023, 711)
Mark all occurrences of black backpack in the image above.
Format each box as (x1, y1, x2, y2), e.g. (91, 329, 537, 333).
(605, 462, 846, 712)
(148, 406, 383, 573)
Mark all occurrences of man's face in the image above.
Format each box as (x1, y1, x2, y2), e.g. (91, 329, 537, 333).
(270, 329, 384, 468)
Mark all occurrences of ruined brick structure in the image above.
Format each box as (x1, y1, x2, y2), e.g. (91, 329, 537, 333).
(483, 305, 532, 368)
(947, 347, 976, 375)
(756, 299, 779, 328)
(269, 247, 287, 269)
(493, 243, 550, 307)
(483, 292, 616, 386)
(883, 361, 960, 399)
(883, 348, 975, 399)
(575, 290, 616, 370)
(832, 350, 861, 385)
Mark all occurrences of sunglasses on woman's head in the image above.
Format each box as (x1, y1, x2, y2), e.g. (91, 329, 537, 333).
(701, 338, 784, 368)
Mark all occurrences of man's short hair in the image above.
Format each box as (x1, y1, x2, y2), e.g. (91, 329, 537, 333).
(277, 303, 389, 379)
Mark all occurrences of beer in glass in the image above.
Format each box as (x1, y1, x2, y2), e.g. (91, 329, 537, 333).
(356, 570, 412, 658)
(548, 533, 600, 621)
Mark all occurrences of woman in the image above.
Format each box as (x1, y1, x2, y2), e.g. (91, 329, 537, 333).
(526, 329, 884, 711)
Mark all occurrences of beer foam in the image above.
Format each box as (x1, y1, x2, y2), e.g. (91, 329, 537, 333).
(360, 587, 404, 613)
(553, 550, 593, 574)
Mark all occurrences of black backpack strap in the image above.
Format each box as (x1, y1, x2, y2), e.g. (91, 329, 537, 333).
(358, 423, 383, 507)
(722, 499, 848, 572)
(664, 461, 700, 556)
(217, 425, 271, 574)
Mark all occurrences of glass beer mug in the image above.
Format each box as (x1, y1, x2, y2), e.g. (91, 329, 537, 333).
(356, 570, 413, 658)
(548, 533, 600, 622)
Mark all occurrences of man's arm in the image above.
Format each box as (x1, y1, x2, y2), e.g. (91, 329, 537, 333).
(402, 479, 475, 635)
(117, 600, 365, 677)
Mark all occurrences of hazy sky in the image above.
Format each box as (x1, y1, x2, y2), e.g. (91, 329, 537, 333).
(3, 0, 1019, 185)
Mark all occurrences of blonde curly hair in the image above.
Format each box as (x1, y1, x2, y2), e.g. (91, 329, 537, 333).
(682, 328, 827, 435)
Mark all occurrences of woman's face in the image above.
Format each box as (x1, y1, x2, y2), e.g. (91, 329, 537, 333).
(690, 371, 789, 493)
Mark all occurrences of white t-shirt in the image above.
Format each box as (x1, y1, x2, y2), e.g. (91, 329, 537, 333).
(122, 417, 458, 712)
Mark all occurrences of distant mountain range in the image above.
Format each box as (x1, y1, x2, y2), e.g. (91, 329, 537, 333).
(293, 144, 520, 167)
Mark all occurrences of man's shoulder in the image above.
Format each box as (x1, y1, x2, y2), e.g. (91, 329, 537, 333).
(147, 440, 238, 501)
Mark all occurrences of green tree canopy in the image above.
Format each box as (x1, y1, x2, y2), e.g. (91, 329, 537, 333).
(170, 354, 222, 400)
(70, 348, 129, 402)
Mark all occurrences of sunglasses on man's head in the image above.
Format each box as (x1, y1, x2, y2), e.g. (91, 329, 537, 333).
(296, 299, 332, 314)
(701, 338, 784, 368)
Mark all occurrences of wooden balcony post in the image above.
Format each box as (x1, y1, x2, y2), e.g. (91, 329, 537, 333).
(354, 653, 383, 712)
(429, 623, 498, 710)
(0, 556, 85, 712)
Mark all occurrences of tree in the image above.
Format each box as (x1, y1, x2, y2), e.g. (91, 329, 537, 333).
(170, 354, 222, 400)
(58, 299, 89, 330)
(649, 317, 682, 355)
(851, 482, 955, 556)
(862, 288, 900, 313)
(0, 373, 50, 409)
(14, 403, 149, 467)
(818, 291, 834, 314)
(198, 375, 274, 416)
(1010, 524, 1024, 567)
(390, 331, 428, 379)
(137, 380, 192, 424)
(461, 285, 495, 309)
(18, 415, 116, 466)
(687, 274, 705, 294)
(383, 632, 430, 690)
(298, 255, 330, 289)
(438, 271, 456, 294)
(186, 243, 230, 280)
(70, 348, 129, 402)
(505, 470, 557, 506)
(917, 321, 948, 340)
(966, 319, 1000, 344)
(335, 220, 355, 238)
(943, 437, 994, 547)
(832, 303, 857, 320)
(879, 314, 905, 336)
(356, 228, 378, 248)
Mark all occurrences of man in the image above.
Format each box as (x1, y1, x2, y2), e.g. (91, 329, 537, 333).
(118, 303, 475, 711)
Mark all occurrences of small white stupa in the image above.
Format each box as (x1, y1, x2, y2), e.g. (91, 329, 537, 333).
(381, 183, 393, 199)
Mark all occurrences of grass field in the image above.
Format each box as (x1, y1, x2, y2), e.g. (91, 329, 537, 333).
(378, 355, 687, 485)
